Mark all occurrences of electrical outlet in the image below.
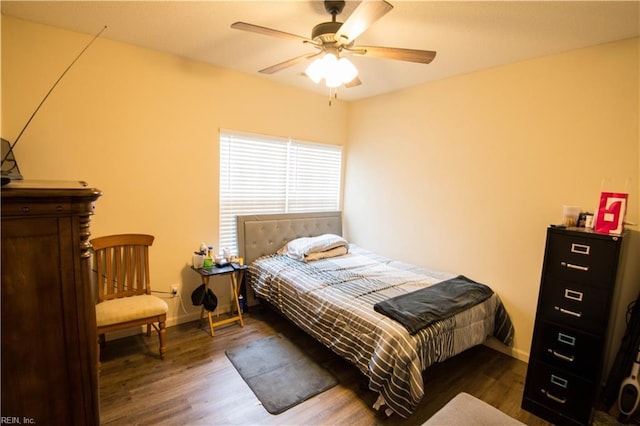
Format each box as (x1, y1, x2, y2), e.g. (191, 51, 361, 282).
(170, 284, 178, 298)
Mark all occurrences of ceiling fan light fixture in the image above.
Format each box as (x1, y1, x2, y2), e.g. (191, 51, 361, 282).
(305, 57, 325, 84)
(337, 57, 358, 83)
(321, 52, 338, 68)
(321, 53, 341, 87)
(305, 53, 358, 88)
(305, 53, 336, 84)
(325, 74, 342, 88)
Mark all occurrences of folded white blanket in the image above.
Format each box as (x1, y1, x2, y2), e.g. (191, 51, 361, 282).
(277, 233, 348, 262)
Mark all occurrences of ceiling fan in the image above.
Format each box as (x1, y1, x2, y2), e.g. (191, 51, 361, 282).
(230, 0, 436, 89)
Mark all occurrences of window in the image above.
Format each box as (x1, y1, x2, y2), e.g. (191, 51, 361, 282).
(219, 130, 342, 254)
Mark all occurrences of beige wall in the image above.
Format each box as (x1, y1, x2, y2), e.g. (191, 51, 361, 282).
(1, 16, 348, 327)
(345, 38, 640, 366)
(3, 15, 639, 368)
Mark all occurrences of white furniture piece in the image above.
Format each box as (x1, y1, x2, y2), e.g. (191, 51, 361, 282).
(425, 392, 525, 425)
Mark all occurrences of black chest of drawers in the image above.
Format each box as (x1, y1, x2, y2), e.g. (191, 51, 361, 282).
(522, 226, 624, 425)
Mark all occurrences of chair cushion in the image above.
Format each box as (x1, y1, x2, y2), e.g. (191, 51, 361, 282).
(96, 295, 168, 327)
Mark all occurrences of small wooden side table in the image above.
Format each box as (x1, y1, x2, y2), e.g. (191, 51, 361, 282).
(191, 263, 248, 336)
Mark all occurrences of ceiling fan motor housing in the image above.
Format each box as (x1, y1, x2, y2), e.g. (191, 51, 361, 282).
(313, 1, 347, 45)
(311, 21, 343, 44)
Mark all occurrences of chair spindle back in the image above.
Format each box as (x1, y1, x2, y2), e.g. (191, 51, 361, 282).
(92, 234, 155, 303)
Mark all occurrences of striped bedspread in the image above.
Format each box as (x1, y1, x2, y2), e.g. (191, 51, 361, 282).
(247, 245, 514, 418)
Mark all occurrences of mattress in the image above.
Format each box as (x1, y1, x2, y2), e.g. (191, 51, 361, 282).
(247, 245, 514, 418)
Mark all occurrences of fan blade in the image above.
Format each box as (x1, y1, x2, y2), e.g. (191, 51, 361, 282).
(355, 46, 436, 64)
(231, 22, 314, 44)
(259, 52, 322, 75)
(344, 76, 362, 88)
(334, 0, 393, 45)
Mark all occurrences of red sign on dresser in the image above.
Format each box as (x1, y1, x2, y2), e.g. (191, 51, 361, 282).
(594, 192, 628, 235)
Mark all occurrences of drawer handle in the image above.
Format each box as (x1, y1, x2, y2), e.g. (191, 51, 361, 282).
(548, 349, 575, 362)
(543, 391, 567, 404)
(571, 243, 590, 255)
(564, 289, 583, 302)
(561, 262, 589, 272)
(555, 306, 582, 318)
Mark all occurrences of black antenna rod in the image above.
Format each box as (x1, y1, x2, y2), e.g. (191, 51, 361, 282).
(2, 25, 107, 165)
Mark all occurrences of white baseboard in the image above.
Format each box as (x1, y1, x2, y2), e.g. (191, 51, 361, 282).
(483, 337, 529, 363)
(102, 309, 224, 341)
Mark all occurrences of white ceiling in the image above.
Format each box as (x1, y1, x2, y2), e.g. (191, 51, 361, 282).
(2, 1, 639, 101)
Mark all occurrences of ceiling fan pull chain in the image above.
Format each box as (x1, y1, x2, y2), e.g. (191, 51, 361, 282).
(328, 87, 339, 106)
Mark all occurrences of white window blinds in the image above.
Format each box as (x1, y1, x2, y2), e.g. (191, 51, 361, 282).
(219, 130, 342, 254)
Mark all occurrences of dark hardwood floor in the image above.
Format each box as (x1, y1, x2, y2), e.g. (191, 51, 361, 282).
(99, 308, 551, 425)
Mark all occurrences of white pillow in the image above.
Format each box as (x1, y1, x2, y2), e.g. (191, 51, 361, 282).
(277, 234, 348, 262)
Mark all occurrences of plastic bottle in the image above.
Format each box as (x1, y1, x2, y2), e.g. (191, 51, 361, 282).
(238, 294, 245, 313)
(203, 245, 214, 268)
(199, 242, 208, 255)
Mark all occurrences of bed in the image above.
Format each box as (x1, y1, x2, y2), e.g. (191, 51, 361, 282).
(237, 211, 514, 418)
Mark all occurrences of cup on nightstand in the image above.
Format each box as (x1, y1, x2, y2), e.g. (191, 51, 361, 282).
(192, 253, 204, 268)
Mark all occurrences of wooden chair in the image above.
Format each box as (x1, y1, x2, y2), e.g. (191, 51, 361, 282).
(91, 234, 167, 360)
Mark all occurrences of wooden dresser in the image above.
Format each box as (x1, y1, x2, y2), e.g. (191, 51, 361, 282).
(1, 181, 102, 425)
(522, 226, 624, 425)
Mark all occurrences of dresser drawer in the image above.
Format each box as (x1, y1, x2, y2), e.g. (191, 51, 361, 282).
(531, 321, 603, 378)
(538, 279, 610, 333)
(1, 200, 72, 217)
(545, 233, 619, 288)
(524, 361, 594, 424)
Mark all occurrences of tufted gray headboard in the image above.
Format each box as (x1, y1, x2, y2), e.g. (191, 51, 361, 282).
(236, 211, 343, 265)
